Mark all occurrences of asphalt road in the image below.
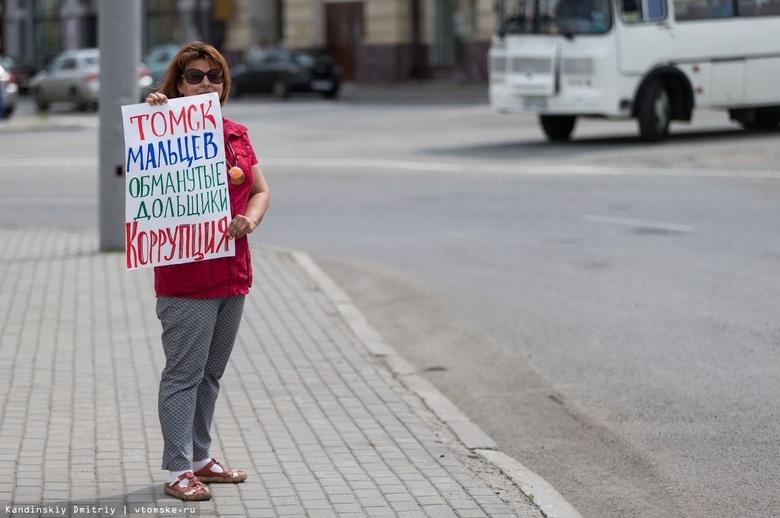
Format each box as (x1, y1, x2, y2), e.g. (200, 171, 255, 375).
(2, 88, 779, 518)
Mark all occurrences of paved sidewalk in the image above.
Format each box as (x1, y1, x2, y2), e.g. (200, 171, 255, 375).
(0, 225, 548, 518)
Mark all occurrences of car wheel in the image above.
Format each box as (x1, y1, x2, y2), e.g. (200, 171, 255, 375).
(70, 89, 90, 112)
(272, 79, 289, 99)
(321, 87, 340, 100)
(1, 105, 14, 118)
(35, 88, 49, 112)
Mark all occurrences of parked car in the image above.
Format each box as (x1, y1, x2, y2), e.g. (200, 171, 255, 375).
(29, 48, 153, 112)
(0, 55, 39, 94)
(0, 58, 19, 118)
(142, 44, 180, 87)
(230, 47, 341, 99)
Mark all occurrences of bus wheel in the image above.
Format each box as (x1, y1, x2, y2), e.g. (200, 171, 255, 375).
(730, 108, 780, 130)
(637, 79, 671, 141)
(539, 115, 576, 141)
(752, 110, 780, 130)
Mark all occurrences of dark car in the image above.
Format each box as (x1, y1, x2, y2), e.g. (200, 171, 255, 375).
(230, 48, 341, 99)
(0, 55, 39, 94)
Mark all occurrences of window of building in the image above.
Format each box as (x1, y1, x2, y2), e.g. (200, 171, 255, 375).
(143, 0, 181, 51)
(33, 0, 61, 65)
(433, 0, 478, 66)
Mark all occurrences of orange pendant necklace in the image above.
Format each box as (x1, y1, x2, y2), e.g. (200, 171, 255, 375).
(226, 139, 245, 185)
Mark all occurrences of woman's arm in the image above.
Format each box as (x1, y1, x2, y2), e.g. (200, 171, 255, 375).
(147, 92, 267, 239)
(228, 162, 270, 239)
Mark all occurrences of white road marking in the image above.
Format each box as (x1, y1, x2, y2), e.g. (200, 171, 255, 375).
(0, 197, 96, 206)
(583, 214, 695, 233)
(255, 159, 780, 178)
(0, 156, 778, 179)
(0, 158, 98, 167)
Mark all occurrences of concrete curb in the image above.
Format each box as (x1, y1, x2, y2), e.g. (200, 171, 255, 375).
(477, 450, 584, 518)
(288, 249, 584, 518)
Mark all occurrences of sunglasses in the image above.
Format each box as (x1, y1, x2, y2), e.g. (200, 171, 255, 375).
(182, 68, 224, 85)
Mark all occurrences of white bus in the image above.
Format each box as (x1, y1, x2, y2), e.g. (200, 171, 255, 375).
(489, 0, 780, 140)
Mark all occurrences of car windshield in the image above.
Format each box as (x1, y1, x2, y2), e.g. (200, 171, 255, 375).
(496, 0, 612, 37)
(294, 52, 317, 67)
(306, 51, 335, 65)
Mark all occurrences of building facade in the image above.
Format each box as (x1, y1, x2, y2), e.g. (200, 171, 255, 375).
(281, 0, 494, 81)
(0, 0, 494, 82)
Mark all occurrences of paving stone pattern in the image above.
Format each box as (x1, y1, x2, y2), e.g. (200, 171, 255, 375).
(0, 226, 526, 518)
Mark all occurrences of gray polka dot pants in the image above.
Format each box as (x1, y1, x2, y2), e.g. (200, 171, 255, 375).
(155, 295, 246, 471)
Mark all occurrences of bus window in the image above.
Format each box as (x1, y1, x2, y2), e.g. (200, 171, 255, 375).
(647, 0, 667, 19)
(621, 0, 642, 21)
(622, 0, 666, 22)
(710, 0, 735, 16)
(496, 0, 532, 35)
(738, 0, 780, 16)
(675, 0, 735, 20)
(552, 0, 613, 33)
(496, 0, 612, 35)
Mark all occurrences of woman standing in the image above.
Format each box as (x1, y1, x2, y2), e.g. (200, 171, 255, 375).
(145, 41, 270, 501)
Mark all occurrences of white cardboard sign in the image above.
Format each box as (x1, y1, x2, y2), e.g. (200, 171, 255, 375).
(121, 92, 234, 270)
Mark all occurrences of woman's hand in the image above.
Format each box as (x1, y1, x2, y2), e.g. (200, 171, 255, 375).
(232, 163, 271, 239)
(227, 214, 258, 240)
(146, 92, 169, 106)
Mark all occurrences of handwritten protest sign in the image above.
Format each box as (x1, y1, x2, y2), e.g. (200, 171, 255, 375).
(121, 92, 233, 270)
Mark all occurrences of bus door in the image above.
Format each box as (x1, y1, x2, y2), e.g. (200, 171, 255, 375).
(614, 0, 673, 75)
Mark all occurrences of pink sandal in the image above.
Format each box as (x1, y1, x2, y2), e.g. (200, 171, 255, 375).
(164, 472, 212, 501)
(193, 459, 248, 483)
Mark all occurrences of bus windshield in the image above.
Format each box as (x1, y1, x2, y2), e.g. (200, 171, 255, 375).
(496, 0, 612, 37)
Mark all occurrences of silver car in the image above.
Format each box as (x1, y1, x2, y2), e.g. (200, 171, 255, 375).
(0, 57, 19, 118)
(30, 48, 153, 112)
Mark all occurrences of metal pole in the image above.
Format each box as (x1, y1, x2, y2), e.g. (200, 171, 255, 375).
(98, 0, 140, 251)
